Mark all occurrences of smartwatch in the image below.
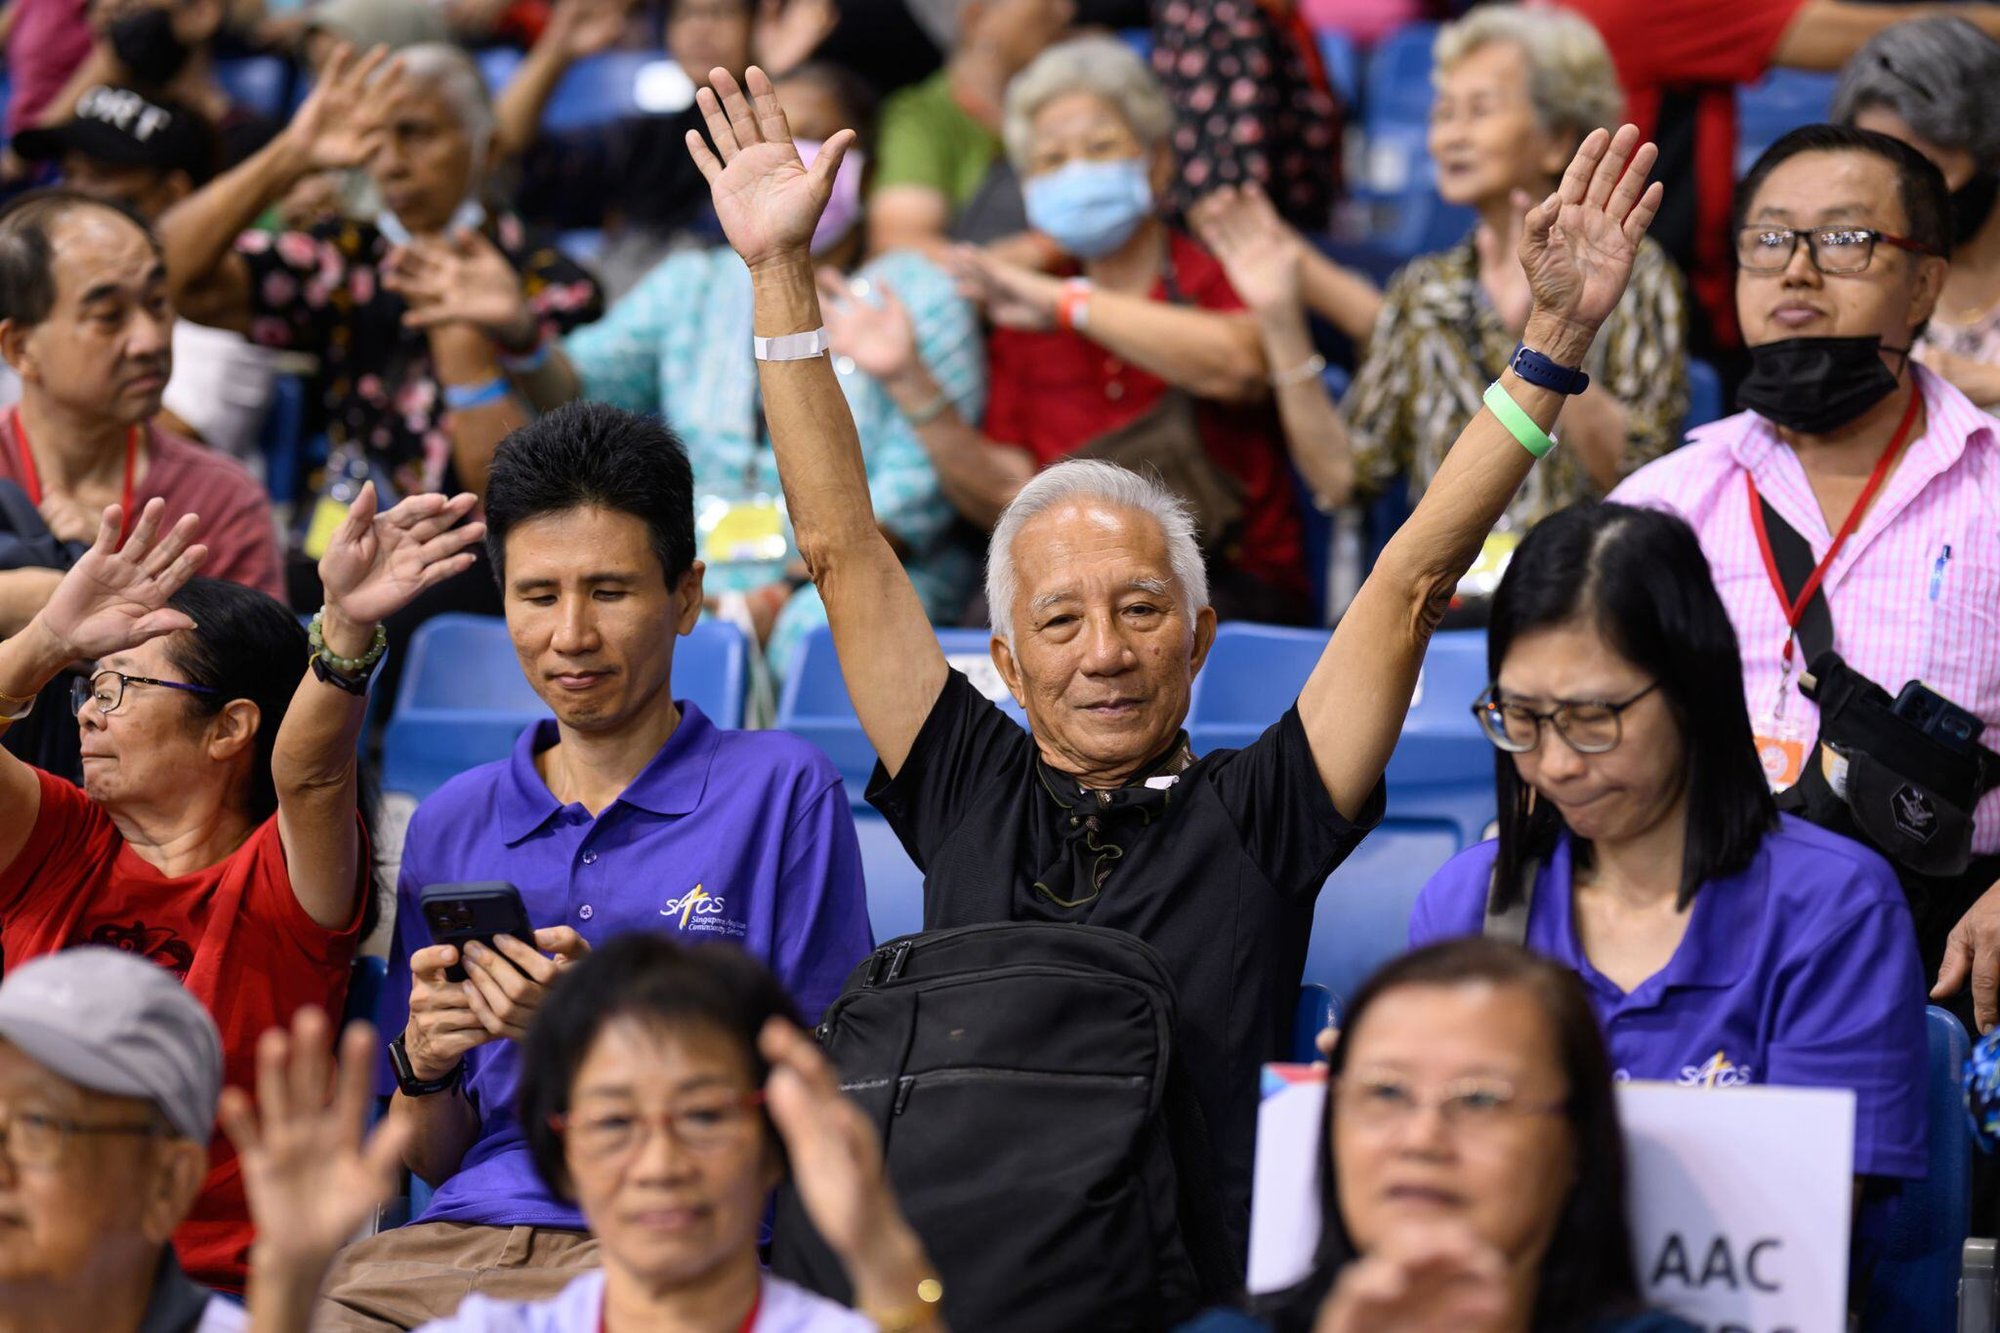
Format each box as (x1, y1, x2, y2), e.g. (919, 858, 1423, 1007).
(389, 1033, 463, 1098)
(1509, 344, 1591, 396)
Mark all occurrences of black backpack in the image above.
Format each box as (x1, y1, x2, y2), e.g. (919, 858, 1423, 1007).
(769, 922, 1239, 1333)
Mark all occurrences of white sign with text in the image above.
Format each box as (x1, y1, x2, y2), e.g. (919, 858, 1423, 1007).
(1247, 1067, 1855, 1333)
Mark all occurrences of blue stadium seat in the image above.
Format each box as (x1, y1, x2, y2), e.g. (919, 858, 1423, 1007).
(380, 614, 747, 798)
(1859, 1006, 1972, 1333)
(215, 56, 291, 118)
(777, 626, 1027, 803)
(1118, 27, 1153, 64)
(1306, 819, 1461, 1000)
(1383, 629, 1486, 787)
(1316, 30, 1360, 110)
(556, 228, 606, 264)
(1293, 983, 1337, 1063)
(542, 51, 661, 133)
(1683, 357, 1724, 434)
(1363, 22, 1437, 136)
(257, 373, 310, 504)
(1735, 69, 1837, 177)
(475, 46, 525, 98)
(344, 954, 387, 1030)
(1187, 623, 1329, 757)
(854, 811, 921, 943)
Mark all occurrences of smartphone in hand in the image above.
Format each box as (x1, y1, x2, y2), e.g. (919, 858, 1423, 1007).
(419, 882, 537, 983)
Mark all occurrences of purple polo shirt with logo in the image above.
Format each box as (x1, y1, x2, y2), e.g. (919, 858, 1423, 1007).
(1408, 813, 1926, 1179)
(383, 703, 874, 1229)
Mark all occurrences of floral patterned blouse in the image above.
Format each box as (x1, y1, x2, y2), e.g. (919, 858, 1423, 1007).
(1343, 233, 1689, 530)
(235, 210, 603, 503)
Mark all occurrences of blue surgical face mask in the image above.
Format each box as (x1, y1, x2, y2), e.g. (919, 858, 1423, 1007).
(1023, 157, 1154, 260)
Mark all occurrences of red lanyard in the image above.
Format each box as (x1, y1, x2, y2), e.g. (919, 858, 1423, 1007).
(1745, 385, 1922, 671)
(600, 1289, 760, 1333)
(10, 414, 140, 544)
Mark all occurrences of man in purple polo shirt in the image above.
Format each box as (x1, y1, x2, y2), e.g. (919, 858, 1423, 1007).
(315, 402, 873, 1332)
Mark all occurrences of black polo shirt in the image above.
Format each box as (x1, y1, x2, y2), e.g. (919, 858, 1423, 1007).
(867, 671, 1381, 1257)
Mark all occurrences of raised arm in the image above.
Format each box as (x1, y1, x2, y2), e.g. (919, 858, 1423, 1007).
(273, 484, 484, 929)
(688, 66, 948, 775)
(1296, 125, 1663, 819)
(1772, 0, 2000, 69)
(0, 500, 208, 873)
(156, 44, 399, 331)
(490, 0, 632, 159)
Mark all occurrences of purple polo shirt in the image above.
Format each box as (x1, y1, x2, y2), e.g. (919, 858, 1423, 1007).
(1408, 814, 1926, 1179)
(384, 702, 874, 1229)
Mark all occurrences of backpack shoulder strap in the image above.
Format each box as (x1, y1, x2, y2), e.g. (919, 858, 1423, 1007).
(1757, 493, 1836, 666)
(1482, 856, 1539, 946)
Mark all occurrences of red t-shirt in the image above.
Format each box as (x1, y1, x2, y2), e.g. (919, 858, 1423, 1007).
(0, 408, 286, 602)
(0, 771, 364, 1291)
(1552, 0, 1810, 349)
(983, 232, 1308, 601)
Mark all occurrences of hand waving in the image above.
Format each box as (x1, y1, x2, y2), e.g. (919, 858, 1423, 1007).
(1517, 125, 1661, 342)
(1189, 184, 1305, 318)
(945, 244, 1060, 331)
(818, 268, 919, 380)
(36, 499, 208, 663)
(686, 66, 856, 272)
(283, 44, 403, 173)
(753, 0, 838, 76)
(317, 483, 486, 629)
(385, 228, 537, 346)
(223, 1009, 412, 1276)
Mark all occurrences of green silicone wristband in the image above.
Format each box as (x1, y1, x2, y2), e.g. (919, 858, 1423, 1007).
(1483, 381, 1557, 460)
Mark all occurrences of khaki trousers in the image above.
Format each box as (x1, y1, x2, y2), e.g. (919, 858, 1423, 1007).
(313, 1221, 600, 1331)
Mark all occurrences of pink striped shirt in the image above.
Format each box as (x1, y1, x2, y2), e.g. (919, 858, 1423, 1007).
(1611, 364, 2000, 853)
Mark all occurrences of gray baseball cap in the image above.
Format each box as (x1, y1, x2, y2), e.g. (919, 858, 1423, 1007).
(0, 949, 222, 1142)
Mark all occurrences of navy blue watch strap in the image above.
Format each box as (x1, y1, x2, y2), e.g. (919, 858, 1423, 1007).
(1509, 344, 1590, 396)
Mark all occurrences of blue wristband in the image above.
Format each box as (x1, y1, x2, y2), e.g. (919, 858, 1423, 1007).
(443, 377, 510, 411)
(1509, 344, 1590, 396)
(500, 337, 551, 375)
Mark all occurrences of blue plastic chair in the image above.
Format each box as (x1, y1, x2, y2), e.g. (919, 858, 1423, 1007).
(777, 626, 1027, 803)
(1187, 623, 1330, 757)
(215, 56, 291, 117)
(1683, 357, 1724, 434)
(542, 51, 660, 133)
(854, 811, 922, 943)
(1859, 1007, 1972, 1333)
(1735, 69, 1838, 176)
(257, 373, 309, 505)
(475, 46, 524, 97)
(1383, 630, 1487, 786)
(1305, 820, 1461, 1000)
(1362, 23, 1437, 137)
(380, 614, 747, 798)
(1316, 30, 1360, 110)
(1293, 983, 1338, 1063)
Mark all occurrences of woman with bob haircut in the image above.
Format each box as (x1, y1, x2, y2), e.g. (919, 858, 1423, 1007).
(224, 933, 950, 1333)
(1181, 938, 1697, 1333)
(1409, 502, 1927, 1194)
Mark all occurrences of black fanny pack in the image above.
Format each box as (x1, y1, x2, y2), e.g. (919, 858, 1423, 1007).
(1778, 651, 2000, 878)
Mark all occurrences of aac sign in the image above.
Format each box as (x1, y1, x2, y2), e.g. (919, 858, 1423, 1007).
(1247, 1069, 1854, 1333)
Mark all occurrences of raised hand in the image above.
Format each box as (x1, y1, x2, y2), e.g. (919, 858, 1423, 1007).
(818, 268, 920, 381)
(1189, 184, 1305, 318)
(753, 0, 838, 76)
(685, 66, 856, 272)
(317, 483, 486, 629)
(1517, 124, 1661, 342)
(385, 229, 537, 346)
(945, 244, 1061, 331)
(547, 0, 634, 58)
(35, 499, 208, 662)
(222, 1009, 412, 1277)
(282, 43, 403, 173)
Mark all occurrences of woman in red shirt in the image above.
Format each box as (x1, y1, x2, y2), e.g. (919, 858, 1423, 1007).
(0, 485, 483, 1291)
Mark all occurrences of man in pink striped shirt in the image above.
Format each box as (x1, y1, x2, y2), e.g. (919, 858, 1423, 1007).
(1613, 123, 2000, 1029)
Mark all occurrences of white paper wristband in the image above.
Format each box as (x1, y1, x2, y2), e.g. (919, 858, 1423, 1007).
(753, 327, 831, 361)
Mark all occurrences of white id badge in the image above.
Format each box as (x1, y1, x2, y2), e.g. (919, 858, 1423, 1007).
(1751, 666, 1806, 791)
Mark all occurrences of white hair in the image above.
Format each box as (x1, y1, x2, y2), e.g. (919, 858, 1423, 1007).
(1001, 34, 1176, 173)
(1432, 7, 1623, 141)
(985, 460, 1210, 646)
(392, 42, 496, 161)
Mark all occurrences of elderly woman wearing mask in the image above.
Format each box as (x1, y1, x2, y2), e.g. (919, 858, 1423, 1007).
(156, 43, 602, 602)
(1192, 7, 1687, 553)
(868, 34, 1320, 625)
(0, 485, 486, 1293)
(1834, 16, 2000, 408)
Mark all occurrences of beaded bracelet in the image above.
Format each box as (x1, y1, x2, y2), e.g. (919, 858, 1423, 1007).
(307, 609, 389, 675)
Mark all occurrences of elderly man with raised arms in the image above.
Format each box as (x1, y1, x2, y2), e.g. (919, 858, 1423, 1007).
(686, 65, 1664, 1255)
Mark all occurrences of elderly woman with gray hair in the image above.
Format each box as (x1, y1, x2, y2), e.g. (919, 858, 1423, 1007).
(860, 34, 1322, 624)
(157, 43, 602, 555)
(1835, 15, 2000, 407)
(1194, 7, 1688, 546)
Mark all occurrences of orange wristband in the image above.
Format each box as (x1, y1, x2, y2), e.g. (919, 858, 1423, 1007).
(1057, 277, 1093, 333)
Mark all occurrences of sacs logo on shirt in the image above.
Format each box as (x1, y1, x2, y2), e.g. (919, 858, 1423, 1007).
(660, 884, 747, 939)
(1676, 1050, 1756, 1088)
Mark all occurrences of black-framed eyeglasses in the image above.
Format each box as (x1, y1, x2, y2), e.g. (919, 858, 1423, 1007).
(0, 1103, 167, 1169)
(1735, 225, 1936, 275)
(70, 669, 221, 718)
(1471, 681, 1661, 755)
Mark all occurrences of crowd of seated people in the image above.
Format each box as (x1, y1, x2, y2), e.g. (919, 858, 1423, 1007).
(0, 0, 1998, 1329)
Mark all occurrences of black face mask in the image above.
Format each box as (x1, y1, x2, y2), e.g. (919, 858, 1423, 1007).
(1737, 335, 1907, 435)
(109, 7, 190, 85)
(1951, 173, 2000, 251)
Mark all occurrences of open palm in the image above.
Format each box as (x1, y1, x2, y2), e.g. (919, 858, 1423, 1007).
(687, 66, 855, 271)
(1518, 125, 1662, 332)
(288, 44, 401, 172)
(317, 483, 486, 628)
(819, 269, 918, 379)
(38, 499, 208, 662)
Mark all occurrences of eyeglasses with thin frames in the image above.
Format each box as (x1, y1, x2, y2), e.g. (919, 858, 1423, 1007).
(70, 669, 222, 718)
(548, 1091, 767, 1162)
(0, 1103, 167, 1169)
(1471, 681, 1660, 755)
(1336, 1072, 1569, 1136)
(1734, 224, 1935, 276)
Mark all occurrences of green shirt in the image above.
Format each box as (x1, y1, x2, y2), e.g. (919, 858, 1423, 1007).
(870, 69, 1002, 209)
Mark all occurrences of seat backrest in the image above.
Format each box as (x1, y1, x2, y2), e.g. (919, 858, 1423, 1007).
(1684, 358, 1724, 434)
(1293, 984, 1338, 1063)
(1305, 817, 1462, 1001)
(1363, 22, 1437, 134)
(1734, 69, 1838, 175)
(1381, 629, 1487, 788)
(1316, 30, 1360, 108)
(542, 51, 659, 132)
(215, 56, 290, 117)
(344, 954, 388, 1030)
(1859, 1006, 1972, 1333)
(1187, 623, 1330, 755)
